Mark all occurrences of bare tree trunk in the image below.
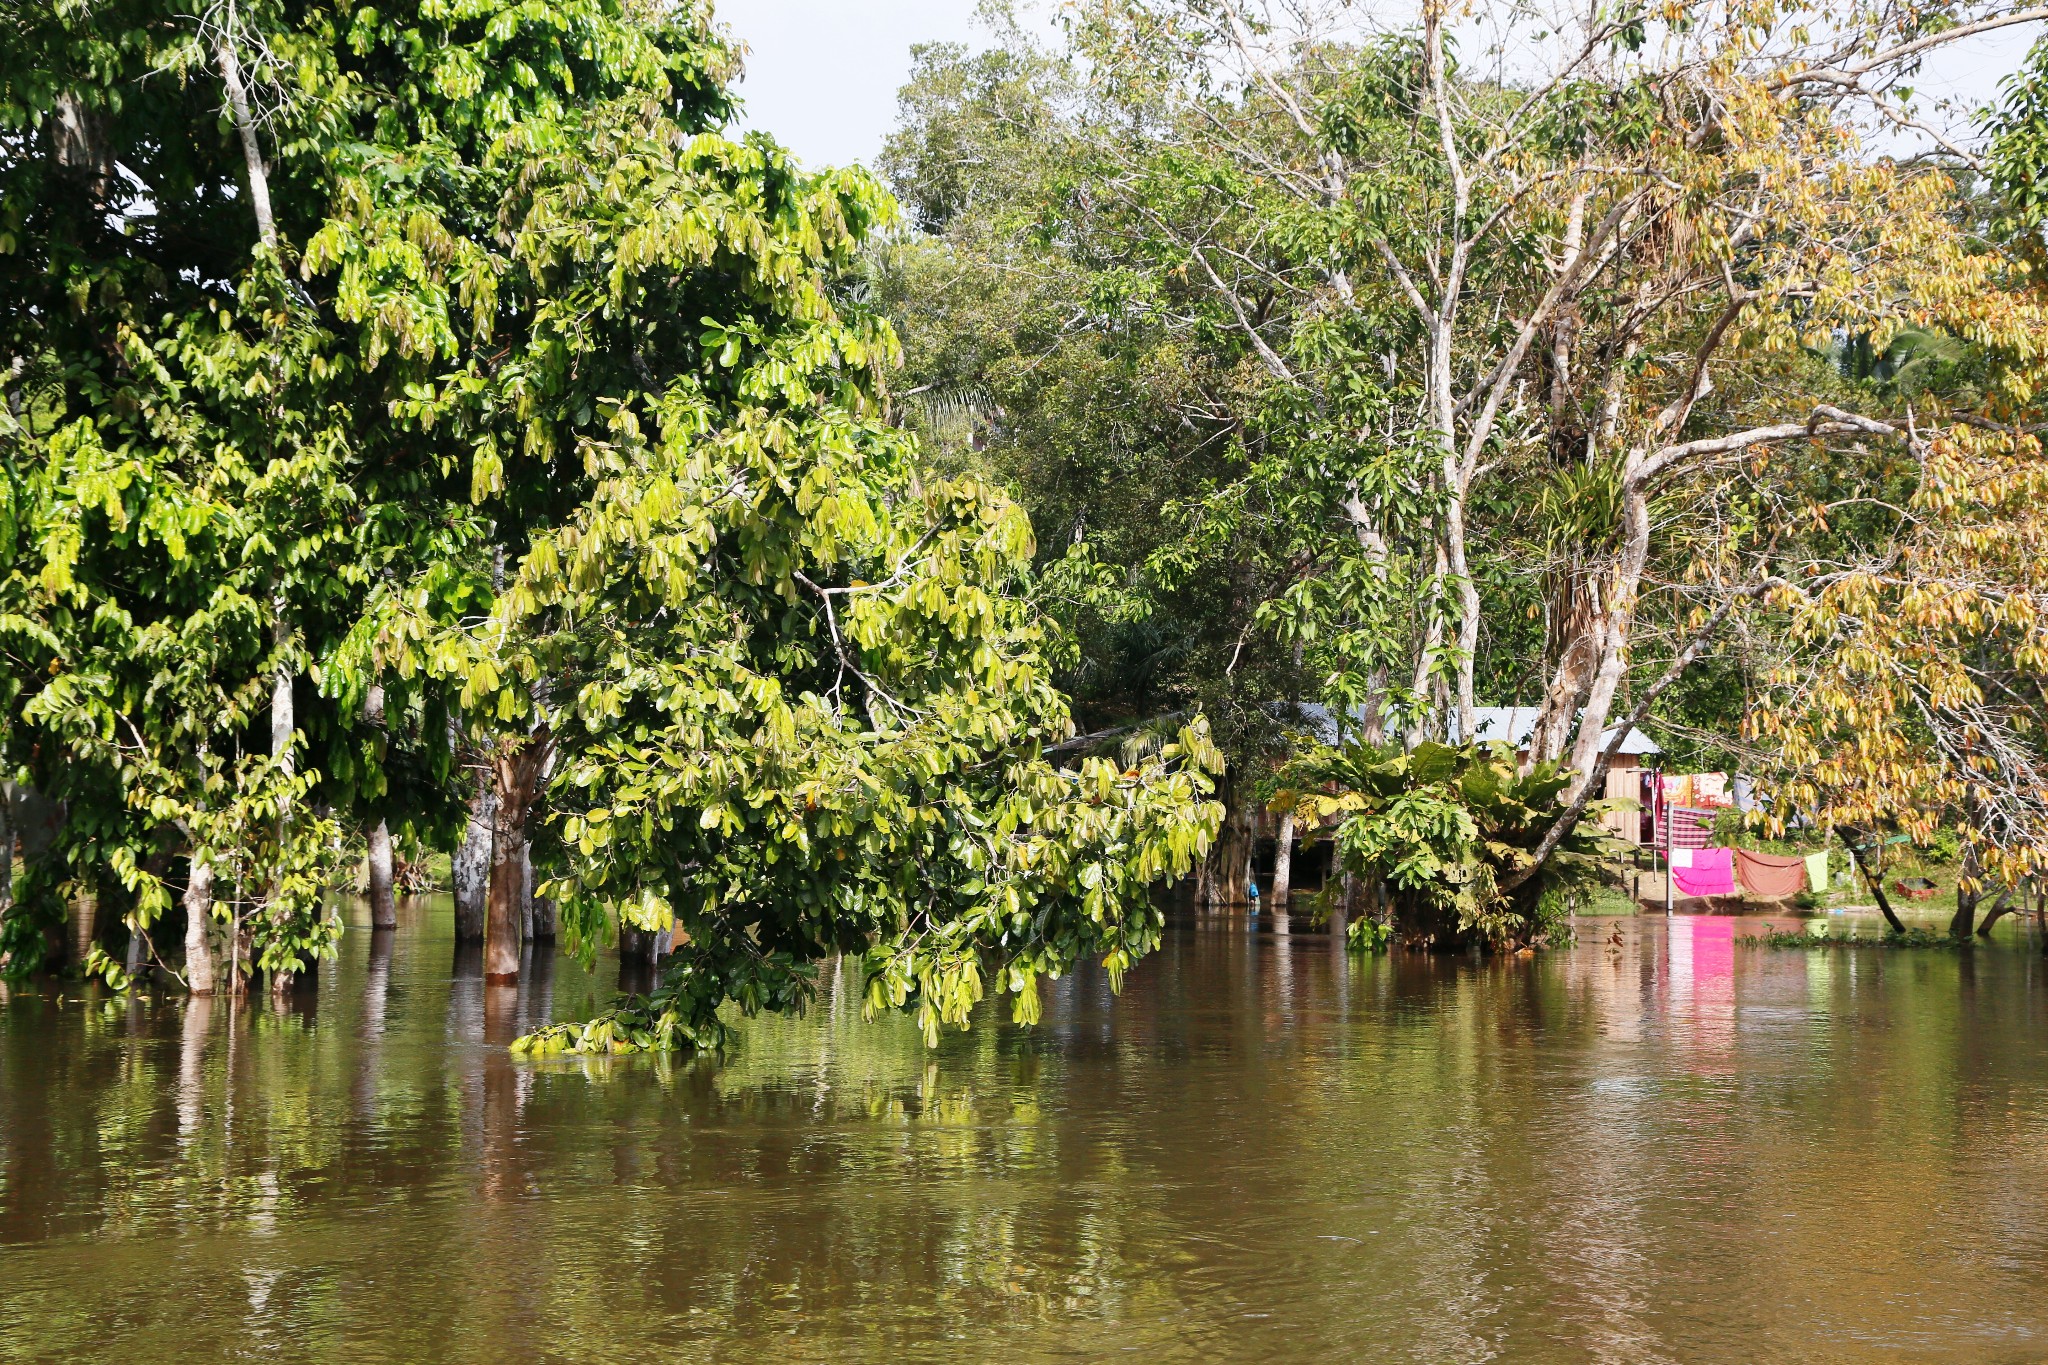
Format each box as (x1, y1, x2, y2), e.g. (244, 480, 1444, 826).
(1843, 830, 1906, 935)
(1976, 886, 2017, 939)
(184, 859, 218, 994)
(51, 92, 113, 206)
(267, 605, 298, 999)
(618, 920, 657, 996)
(67, 888, 98, 972)
(271, 613, 293, 772)
(1565, 480, 1652, 794)
(1526, 596, 1599, 771)
(1271, 810, 1296, 912)
(1447, 518, 1480, 745)
(0, 782, 13, 924)
(1950, 840, 1981, 940)
(453, 777, 494, 942)
(484, 737, 548, 985)
(364, 682, 397, 930)
(528, 848, 557, 941)
(214, 21, 277, 248)
(1406, 542, 1450, 748)
(1211, 793, 1252, 907)
(366, 820, 396, 930)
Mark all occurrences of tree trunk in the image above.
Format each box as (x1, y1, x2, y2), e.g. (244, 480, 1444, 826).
(0, 781, 13, 923)
(270, 608, 294, 776)
(1949, 890, 1977, 940)
(519, 843, 535, 943)
(1213, 801, 1251, 907)
(529, 854, 557, 941)
(1565, 472, 1654, 796)
(1526, 590, 1600, 771)
(618, 920, 657, 995)
(184, 858, 218, 995)
(51, 92, 113, 207)
(1271, 811, 1296, 911)
(67, 888, 98, 971)
(215, 28, 277, 247)
(453, 777, 494, 942)
(1976, 887, 2017, 939)
(1843, 830, 1906, 934)
(262, 602, 301, 998)
(367, 820, 397, 930)
(365, 682, 397, 930)
(484, 737, 548, 985)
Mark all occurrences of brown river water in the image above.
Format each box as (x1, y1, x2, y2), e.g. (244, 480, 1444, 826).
(4, 900, 2048, 1363)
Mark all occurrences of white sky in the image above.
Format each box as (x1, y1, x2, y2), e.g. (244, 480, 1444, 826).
(721, 0, 989, 169)
(718, 0, 2045, 171)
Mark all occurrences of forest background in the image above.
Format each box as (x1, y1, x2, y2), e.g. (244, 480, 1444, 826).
(7, 0, 2048, 1052)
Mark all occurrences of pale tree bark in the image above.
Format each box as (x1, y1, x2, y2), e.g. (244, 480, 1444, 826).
(0, 781, 13, 925)
(526, 847, 557, 940)
(522, 732, 560, 941)
(453, 778, 494, 943)
(366, 820, 396, 930)
(268, 604, 298, 999)
(183, 858, 218, 995)
(271, 611, 293, 772)
(1271, 810, 1296, 912)
(213, 11, 277, 249)
(51, 92, 112, 206)
(364, 683, 397, 930)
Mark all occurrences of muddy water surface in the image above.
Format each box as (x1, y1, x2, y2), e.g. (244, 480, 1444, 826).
(4, 904, 2048, 1363)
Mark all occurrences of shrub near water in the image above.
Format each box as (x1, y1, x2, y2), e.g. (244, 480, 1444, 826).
(1272, 741, 1626, 952)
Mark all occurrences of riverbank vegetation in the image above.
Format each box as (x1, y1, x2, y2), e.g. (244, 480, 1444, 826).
(7, 0, 2048, 1049)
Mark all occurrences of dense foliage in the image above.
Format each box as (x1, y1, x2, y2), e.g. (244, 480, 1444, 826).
(10, 0, 2048, 1031)
(877, 0, 2048, 924)
(1270, 741, 1620, 950)
(2, 0, 1220, 1041)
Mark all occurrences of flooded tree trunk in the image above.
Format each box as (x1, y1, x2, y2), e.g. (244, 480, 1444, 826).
(1271, 811, 1296, 911)
(453, 776, 494, 943)
(1207, 776, 1252, 908)
(0, 782, 12, 924)
(527, 845, 557, 941)
(268, 607, 299, 1001)
(367, 820, 397, 930)
(484, 738, 548, 985)
(1949, 888, 1978, 939)
(617, 921, 656, 996)
(1976, 886, 2017, 938)
(184, 859, 218, 994)
(365, 683, 397, 931)
(66, 888, 98, 972)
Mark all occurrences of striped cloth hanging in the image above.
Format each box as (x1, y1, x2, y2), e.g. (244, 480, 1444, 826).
(1657, 806, 1718, 850)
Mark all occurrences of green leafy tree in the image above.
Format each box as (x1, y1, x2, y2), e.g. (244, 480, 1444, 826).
(308, 42, 1226, 1048)
(1270, 740, 1619, 951)
(878, 0, 2048, 928)
(0, 0, 723, 986)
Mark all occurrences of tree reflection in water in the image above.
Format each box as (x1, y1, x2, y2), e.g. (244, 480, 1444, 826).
(3, 901, 2047, 1362)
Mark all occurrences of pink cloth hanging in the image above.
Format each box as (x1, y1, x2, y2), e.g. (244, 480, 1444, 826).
(1672, 847, 1736, 897)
